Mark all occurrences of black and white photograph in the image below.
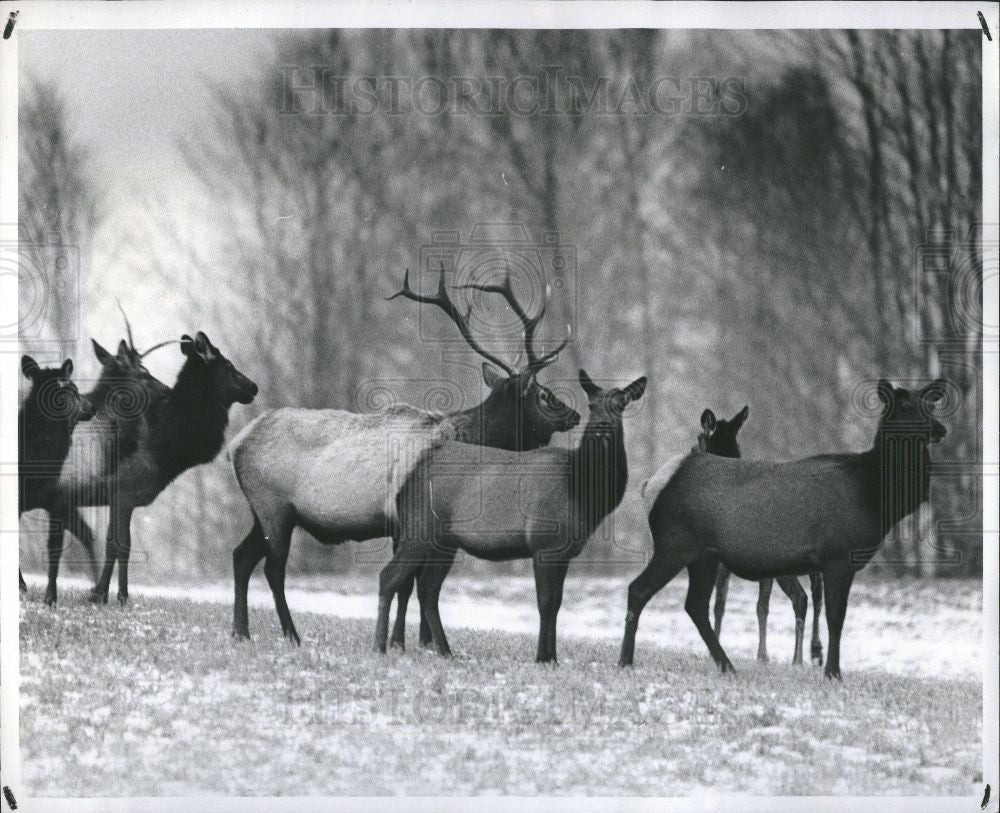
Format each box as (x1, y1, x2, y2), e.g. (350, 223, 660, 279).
(1, 2, 997, 808)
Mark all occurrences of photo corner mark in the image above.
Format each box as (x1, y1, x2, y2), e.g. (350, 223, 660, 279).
(2, 10, 18, 40)
(977, 11, 993, 42)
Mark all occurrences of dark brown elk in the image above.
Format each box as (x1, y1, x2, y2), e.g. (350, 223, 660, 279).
(46, 330, 257, 604)
(619, 379, 948, 679)
(375, 370, 647, 662)
(35, 335, 171, 603)
(18, 356, 96, 596)
(229, 266, 579, 645)
(677, 406, 823, 666)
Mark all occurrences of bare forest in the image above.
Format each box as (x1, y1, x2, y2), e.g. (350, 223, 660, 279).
(19, 29, 984, 581)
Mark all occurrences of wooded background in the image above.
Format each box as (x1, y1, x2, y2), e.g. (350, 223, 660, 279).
(18, 29, 984, 580)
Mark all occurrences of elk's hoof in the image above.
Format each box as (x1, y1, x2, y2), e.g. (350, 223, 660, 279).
(231, 628, 251, 641)
(117, 593, 129, 606)
(89, 589, 109, 605)
(388, 639, 405, 652)
(44, 592, 57, 607)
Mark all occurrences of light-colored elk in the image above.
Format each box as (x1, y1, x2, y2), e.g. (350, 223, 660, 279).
(230, 265, 579, 645)
(375, 370, 647, 662)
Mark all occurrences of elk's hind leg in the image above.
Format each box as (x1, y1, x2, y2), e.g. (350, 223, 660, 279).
(809, 572, 824, 666)
(260, 512, 300, 645)
(755, 578, 774, 662)
(713, 565, 731, 637)
(232, 515, 267, 640)
(775, 575, 808, 665)
(619, 547, 690, 668)
(686, 557, 735, 673)
(375, 545, 425, 654)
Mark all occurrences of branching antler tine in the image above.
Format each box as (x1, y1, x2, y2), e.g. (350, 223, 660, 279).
(388, 266, 515, 374)
(386, 269, 421, 302)
(116, 298, 137, 353)
(455, 272, 548, 365)
(139, 339, 182, 359)
(527, 322, 572, 371)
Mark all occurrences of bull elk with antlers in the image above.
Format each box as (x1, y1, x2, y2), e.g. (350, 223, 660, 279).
(229, 264, 578, 645)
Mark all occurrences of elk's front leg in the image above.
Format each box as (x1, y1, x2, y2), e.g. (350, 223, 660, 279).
(44, 520, 66, 606)
(822, 563, 854, 680)
(92, 507, 119, 604)
(533, 553, 569, 664)
(115, 504, 136, 605)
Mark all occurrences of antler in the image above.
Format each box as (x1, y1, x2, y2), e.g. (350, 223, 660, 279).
(455, 272, 571, 372)
(116, 299, 181, 359)
(117, 299, 137, 354)
(387, 264, 516, 375)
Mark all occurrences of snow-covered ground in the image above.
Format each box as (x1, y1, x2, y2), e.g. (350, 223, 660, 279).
(23, 570, 982, 680)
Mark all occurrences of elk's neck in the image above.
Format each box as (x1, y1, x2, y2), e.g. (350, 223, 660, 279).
(448, 403, 529, 451)
(571, 422, 629, 527)
(864, 431, 933, 529)
(158, 361, 230, 473)
(18, 397, 74, 465)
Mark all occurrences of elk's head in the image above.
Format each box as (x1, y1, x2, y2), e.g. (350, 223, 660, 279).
(92, 337, 152, 381)
(697, 406, 748, 458)
(577, 369, 647, 431)
(389, 265, 581, 450)
(481, 361, 580, 447)
(180, 332, 259, 406)
(876, 379, 948, 444)
(21, 355, 95, 424)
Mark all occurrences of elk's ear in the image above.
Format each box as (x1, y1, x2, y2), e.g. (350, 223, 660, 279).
(731, 405, 749, 432)
(193, 332, 215, 362)
(923, 379, 948, 404)
(700, 409, 716, 433)
(578, 369, 601, 398)
(60, 358, 74, 379)
(92, 339, 114, 367)
(622, 376, 647, 403)
(21, 355, 39, 380)
(180, 334, 195, 357)
(116, 339, 131, 358)
(481, 362, 505, 390)
(876, 379, 894, 409)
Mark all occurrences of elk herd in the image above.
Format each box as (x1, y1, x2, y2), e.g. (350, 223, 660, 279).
(17, 269, 950, 680)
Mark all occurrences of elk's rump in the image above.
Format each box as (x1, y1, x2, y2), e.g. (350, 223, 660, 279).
(230, 406, 447, 542)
